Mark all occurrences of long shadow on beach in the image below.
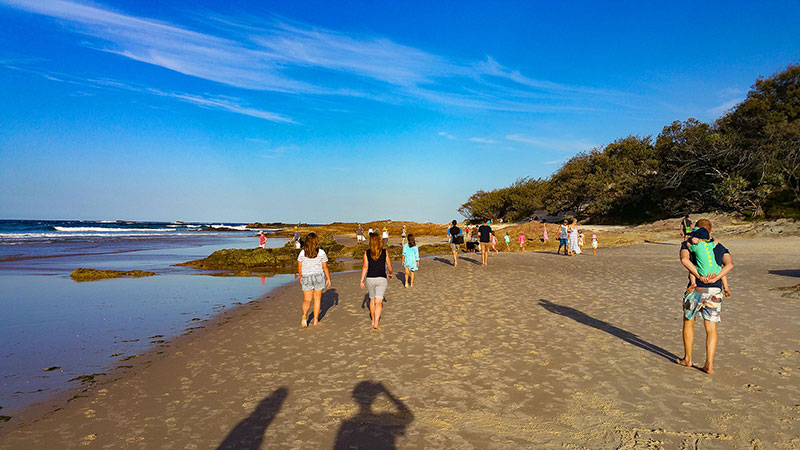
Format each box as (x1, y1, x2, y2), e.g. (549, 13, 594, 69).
(333, 381, 414, 450)
(217, 387, 288, 450)
(768, 269, 800, 277)
(432, 257, 453, 266)
(314, 289, 339, 322)
(538, 299, 678, 363)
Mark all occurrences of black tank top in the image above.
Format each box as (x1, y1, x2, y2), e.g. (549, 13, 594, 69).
(366, 249, 387, 278)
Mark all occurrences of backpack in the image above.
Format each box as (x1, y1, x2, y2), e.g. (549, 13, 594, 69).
(450, 226, 464, 244)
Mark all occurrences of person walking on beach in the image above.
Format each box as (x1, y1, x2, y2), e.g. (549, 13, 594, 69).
(478, 220, 492, 266)
(447, 220, 463, 267)
(591, 234, 598, 256)
(292, 226, 302, 249)
(681, 215, 692, 241)
(382, 227, 389, 246)
(490, 233, 499, 254)
(258, 231, 267, 249)
(357, 223, 364, 244)
(402, 234, 420, 288)
(297, 233, 331, 328)
(504, 232, 511, 250)
(360, 233, 393, 330)
(558, 220, 569, 255)
(401, 225, 407, 245)
(519, 232, 526, 251)
(678, 219, 734, 374)
(567, 219, 581, 256)
(542, 224, 548, 243)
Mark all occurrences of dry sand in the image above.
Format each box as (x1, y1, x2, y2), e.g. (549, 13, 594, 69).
(1, 238, 799, 449)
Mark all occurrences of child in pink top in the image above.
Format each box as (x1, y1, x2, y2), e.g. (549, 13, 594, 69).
(519, 233, 526, 251)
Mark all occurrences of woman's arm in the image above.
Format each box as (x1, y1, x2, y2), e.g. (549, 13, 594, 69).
(386, 253, 394, 279)
(297, 260, 303, 278)
(360, 252, 368, 289)
(322, 261, 331, 288)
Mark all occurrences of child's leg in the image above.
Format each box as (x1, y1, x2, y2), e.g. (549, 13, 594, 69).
(404, 266, 410, 287)
(702, 320, 718, 374)
(678, 317, 694, 366)
(409, 269, 415, 287)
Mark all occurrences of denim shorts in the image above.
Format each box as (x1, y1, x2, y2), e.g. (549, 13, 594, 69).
(301, 273, 326, 291)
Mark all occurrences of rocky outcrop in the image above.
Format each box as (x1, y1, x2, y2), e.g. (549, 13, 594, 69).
(70, 268, 157, 282)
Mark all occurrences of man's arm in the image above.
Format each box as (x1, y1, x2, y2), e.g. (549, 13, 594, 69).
(680, 248, 702, 279)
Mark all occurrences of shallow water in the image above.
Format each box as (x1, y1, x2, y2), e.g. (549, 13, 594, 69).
(0, 233, 293, 413)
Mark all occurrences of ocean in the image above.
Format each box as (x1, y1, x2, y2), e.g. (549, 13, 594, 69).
(0, 219, 291, 414)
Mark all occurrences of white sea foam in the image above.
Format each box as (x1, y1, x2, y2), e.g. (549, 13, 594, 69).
(53, 227, 176, 232)
(210, 224, 248, 231)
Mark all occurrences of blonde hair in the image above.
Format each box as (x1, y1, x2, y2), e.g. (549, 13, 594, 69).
(303, 233, 319, 259)
(368, 233, 383, 261)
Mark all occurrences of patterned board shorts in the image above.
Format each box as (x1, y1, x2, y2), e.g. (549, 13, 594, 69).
(683, 287, 723, 322)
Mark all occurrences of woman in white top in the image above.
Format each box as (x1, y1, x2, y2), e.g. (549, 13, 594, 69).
(568, 219, 581, 256)
(297, 233, 331, 327)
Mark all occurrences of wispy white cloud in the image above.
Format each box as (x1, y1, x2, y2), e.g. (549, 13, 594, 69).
(469, 137, 497, 144)
(505, 134, 596, 153)
(247, 139, 298, 158)
(707, 97, 743, 118)
(1, 0, 625, 114)
(438, 131, 455, 140)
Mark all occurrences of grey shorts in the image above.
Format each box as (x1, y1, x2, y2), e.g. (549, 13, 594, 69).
(365, 277, 388, 300)
(301, 273, 325, 291)
(450, 243, 459, 252)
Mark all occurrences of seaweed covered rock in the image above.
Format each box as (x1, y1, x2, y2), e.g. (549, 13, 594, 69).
(178, 234, 344, 274)
(70, 268, 157, 282)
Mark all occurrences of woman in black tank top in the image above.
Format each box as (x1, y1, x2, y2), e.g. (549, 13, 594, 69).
(360, 234, 393, 330)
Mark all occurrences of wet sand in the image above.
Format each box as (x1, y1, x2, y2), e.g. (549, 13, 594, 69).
(2, 238, 799, 448)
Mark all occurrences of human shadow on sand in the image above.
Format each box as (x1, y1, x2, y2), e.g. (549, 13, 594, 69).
(432, 257, 454, 266)
(217, 387, 288, 450)
(333, 381, 414, 450)
(538, 299, 678, 363)
(768, 269, 800, 278)
(305, 289, 339, 323)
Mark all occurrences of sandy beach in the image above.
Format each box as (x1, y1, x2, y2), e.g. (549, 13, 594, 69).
(2, 237, 799, 449)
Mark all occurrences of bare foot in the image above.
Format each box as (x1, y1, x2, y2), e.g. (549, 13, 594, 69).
(312, 320, 320, 326)
(373, 325, 381, 331)
(677, 357, 692, 367)
(404, 283, 408, 288)
(301, 318, 308, 328)
(702, 363, 714, 374)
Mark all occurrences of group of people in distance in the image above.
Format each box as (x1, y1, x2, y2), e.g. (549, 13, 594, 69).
(295, 227, 419, 330)
(555, 218, 597, 256)
(285, 214, 733, 374)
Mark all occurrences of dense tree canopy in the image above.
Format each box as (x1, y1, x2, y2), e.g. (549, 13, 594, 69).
(460, 64, 800, 223)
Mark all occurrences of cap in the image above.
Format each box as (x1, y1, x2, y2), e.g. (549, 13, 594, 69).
(689, 227, 710, 240)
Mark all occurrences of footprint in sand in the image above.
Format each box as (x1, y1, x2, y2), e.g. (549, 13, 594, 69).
(745, 383, 761, 392)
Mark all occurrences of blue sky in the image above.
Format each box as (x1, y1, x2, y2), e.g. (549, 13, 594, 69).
(0, 0, 797, 223)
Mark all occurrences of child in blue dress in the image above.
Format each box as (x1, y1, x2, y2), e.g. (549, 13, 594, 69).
(402, 234, 420, 288)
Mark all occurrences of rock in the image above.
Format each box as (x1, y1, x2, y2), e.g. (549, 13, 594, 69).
(70, 268, 157, 282)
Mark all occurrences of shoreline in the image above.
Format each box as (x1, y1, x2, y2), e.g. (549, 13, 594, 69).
(2, 237, 799, 448)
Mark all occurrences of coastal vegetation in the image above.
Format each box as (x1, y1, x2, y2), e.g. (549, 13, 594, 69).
(460, 64, 800, 223)
(69, 268, 158, 282)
